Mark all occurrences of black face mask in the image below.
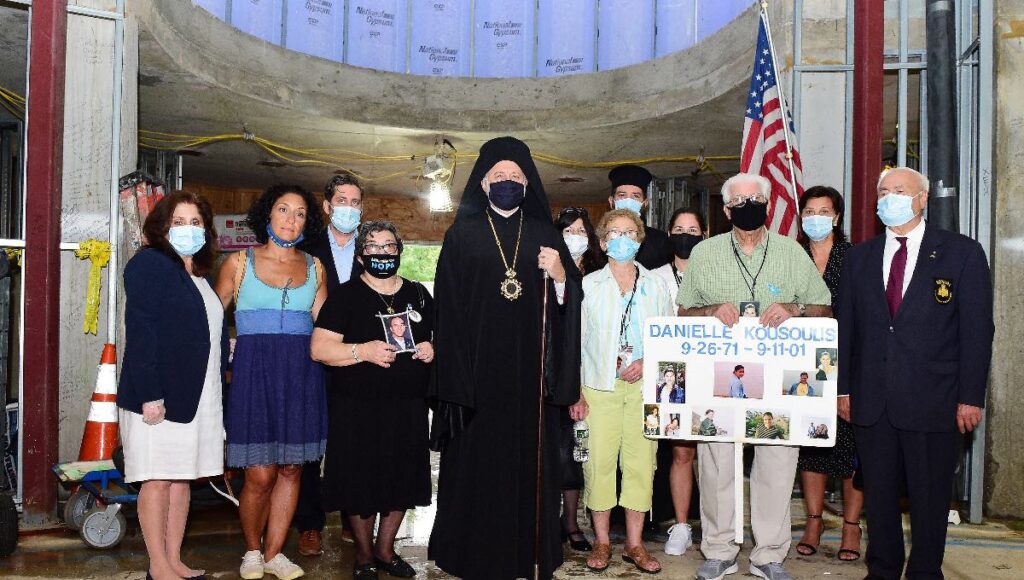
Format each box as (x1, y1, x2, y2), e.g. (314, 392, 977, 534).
(729, 203, 768, 231)
(669, 233, 703, 259)
(364, 254, 400, 279)
(487, 180, 526, 211)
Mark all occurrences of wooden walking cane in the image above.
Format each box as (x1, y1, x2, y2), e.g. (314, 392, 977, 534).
(534, 272, 550, 580)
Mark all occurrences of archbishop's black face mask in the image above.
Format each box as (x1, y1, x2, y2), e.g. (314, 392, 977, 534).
(364, 254, 400, 279)
(487, 180, 526, 211)
(669, 233, 703, 259)
(729, 202, 768, 231)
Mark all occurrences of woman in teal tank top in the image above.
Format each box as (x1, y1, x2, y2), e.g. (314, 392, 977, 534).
(214, 184, 328, 580)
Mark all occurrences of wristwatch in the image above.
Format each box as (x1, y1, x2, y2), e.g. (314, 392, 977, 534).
(797, 303, 807, 317)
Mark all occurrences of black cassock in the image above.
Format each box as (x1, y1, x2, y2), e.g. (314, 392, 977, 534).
(428, 206, 582, 579)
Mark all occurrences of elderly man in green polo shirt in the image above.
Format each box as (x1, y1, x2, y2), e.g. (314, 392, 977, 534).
(678, 173, 832, 580)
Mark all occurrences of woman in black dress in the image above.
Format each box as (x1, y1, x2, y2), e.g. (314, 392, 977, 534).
(554, 207, 603, 553)
(793, 186, 863, 561)
(311, 221, 434, 580)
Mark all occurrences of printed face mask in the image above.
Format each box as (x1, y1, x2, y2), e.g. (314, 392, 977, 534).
(266, 224, 304, 248)
(606, 235, 640, 263)
(801, 215, 834, 241)
(331, 205, 361, 234)
(563, 234, 589, 259)
(364, 254, 400, 279)
(168, 225, 206, 256)
(614, 198, 643, 215)
(487, 180, 526, 211)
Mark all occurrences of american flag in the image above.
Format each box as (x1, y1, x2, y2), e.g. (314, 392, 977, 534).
(740, 10, 804, 238)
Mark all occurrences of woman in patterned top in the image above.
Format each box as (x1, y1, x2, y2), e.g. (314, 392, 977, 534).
(794, 185, 863, 562)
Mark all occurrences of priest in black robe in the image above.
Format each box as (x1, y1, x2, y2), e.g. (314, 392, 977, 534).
(428, 137, 583, 580)
(607, 164, 674, 270)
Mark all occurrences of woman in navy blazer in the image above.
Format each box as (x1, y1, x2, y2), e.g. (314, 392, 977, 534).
(118, 191, 227, 580)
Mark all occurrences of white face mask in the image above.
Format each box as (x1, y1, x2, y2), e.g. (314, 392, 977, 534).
(563, 234, 589, 259)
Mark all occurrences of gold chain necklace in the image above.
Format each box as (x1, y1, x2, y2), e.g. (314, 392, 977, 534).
(364, 274, 399, 314)
(485, 210, 524, 300)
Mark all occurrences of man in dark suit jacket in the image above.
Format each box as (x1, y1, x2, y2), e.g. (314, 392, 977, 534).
(607, 164, 674, 270)
(293, 172, 365, 555)
(838, 167, 994, 580)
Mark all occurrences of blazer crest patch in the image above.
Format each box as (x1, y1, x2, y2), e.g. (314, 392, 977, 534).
(934, 278, 953, 304)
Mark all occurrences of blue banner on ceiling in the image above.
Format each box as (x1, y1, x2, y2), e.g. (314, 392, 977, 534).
(598, 0, 655, 70)
(347, 0, 408, 72)
(231, 0, 283, 45)
(409, 0, 471, 76)
(473, 1, 534, 78)
(286, 0, 345, 61)
(537, 0, 596, 77)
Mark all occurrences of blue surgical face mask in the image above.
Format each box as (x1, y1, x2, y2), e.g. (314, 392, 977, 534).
(801, 215, 835, 242)
(876, 192, 920, 227)
(606, 235, 641, 263)
(614, 198, 643, 216)
(331, 205, 361, 234)
(266, 224, 304, 248)
(168, 225, 206, 257)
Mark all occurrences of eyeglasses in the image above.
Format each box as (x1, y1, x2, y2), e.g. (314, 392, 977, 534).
(606, 229, 639, 240)
(365, 242, 399, 254)
(726, 193, 768, 208)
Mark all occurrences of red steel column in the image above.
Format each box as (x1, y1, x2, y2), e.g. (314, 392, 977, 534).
(22, 0, 68, 522)
(851, 0, 885, 243)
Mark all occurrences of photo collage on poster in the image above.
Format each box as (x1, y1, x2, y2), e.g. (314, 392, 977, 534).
(642, 317, 839, 447)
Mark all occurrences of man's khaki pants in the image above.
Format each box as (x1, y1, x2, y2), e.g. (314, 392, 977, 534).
(697, 442, 799, 566)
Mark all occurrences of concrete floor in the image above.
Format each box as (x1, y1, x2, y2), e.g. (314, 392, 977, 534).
(2, 497, 1024, 580)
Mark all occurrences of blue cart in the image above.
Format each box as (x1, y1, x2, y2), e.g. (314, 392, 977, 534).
(53, 460, 137, 549)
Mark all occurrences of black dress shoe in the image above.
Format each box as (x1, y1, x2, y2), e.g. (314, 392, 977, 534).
(375, 554, 416, 578)
(354, 563, 379, 580)
(567, 530, 593, 552)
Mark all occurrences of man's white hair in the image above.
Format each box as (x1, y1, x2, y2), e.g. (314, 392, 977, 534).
(877, 166, 929, 193)
(721, 173, 771, 205)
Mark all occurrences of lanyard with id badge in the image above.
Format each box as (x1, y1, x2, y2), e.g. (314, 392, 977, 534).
(616, 266, 640, 378)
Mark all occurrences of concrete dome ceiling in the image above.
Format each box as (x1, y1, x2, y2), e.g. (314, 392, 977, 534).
(133, 0, 780, 201)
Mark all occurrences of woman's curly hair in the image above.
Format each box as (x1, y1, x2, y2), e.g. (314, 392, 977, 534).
(246, 184, 324, 245)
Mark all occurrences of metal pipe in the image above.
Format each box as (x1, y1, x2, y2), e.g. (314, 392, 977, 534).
(925, 0, 959, 231)
(897, 0, 908, 167)
(106, 0, 125, 342)
(759, 2, 799, 200)
(851, 0, 884, 243)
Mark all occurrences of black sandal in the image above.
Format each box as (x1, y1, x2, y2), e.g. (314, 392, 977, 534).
(796, 514, 823, 556)
(838, 519, 863, 561)
(563, 527, 593, 552)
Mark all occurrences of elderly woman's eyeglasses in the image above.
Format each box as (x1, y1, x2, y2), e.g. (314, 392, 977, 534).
(365, 242, 399, 254)
(726, 193, 768, 208)
(606, 229, 639, 240)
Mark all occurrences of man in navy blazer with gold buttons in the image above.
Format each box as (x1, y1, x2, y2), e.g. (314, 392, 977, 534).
(837, 167, 994, 580)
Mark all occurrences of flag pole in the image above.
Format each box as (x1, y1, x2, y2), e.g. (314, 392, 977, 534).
(759, 0, 800, 189)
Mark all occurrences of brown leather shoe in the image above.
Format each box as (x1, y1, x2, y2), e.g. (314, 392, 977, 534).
(298, 530, 323, 556)
(586, 543, 612, 572)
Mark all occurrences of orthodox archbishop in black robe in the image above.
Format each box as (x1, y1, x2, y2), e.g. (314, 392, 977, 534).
(428, 137, 583, 579)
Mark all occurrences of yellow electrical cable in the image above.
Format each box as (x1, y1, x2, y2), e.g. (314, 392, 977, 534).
(74, 239, 112, 336)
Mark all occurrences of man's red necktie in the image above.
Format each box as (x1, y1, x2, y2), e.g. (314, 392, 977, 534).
(886, 237, 908, 318)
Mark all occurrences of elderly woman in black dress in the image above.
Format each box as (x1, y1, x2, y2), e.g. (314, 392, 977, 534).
(311, 221, 434, 580)
(794, 186, 863, 561)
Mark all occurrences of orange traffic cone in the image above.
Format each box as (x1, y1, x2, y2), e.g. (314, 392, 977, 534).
(78, 344, 119, 461)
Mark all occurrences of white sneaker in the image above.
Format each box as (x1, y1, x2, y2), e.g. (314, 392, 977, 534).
(665, 522, 693, 555)
(264, 553, 305, 579)
(240, 550, 264, 579)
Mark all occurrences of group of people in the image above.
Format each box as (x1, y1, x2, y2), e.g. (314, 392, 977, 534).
(115, 135, 993, 580)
